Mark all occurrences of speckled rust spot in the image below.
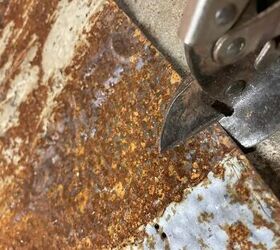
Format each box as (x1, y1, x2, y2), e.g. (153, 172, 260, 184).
(212, 164, 225, 180)
(0, 0, 239, 249)
(198, 212, 214, 224)
(225, 221, 266, 250)
(253, 212, 273, 230)
(0, 0, 9, 28)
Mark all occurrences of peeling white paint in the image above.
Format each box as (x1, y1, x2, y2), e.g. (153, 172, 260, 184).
(0, 43, 39, 135)
(40, 0, 106, 134)
(128, 156, 279, 250)
(0, 55, 13, 85)
(40, 71, 65, 134)
(42, 0, 105, 81)
(0, 0, 107, 136)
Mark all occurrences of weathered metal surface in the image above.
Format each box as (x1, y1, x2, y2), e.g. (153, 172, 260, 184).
(0, 0, 279, 249)
(128, 154, 280, 249)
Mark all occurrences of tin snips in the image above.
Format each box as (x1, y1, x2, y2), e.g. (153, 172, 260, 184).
(160, 0, 280, 152)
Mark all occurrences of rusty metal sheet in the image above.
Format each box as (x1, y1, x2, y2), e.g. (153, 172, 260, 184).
(128, 154, 280, 249)
(0, 0, 279, 249)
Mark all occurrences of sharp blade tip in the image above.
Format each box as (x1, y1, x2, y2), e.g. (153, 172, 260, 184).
(159, 132, 171, 153)
(159, 132, 178, 153)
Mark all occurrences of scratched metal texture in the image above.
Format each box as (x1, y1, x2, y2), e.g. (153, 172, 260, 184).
(0, 0, 279, 249)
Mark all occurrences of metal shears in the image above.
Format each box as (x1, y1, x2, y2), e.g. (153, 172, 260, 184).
(160, 0, 280, 152)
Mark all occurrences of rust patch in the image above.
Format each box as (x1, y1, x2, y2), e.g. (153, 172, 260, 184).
(0, 0, 239, 249)
(0, 0, 59, 101)
(253, 211, 273, 230)
(197, 194, 204, 202)
(212, 163, 225, 180)
(235, 174, 251, 203)
(226, 157, 255, 205)
(198, 212, 214, 224)
(224, 221, 266, 250)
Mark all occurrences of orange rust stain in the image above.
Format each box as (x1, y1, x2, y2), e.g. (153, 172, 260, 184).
(225, 221, 266, 250)
(197, 212, 214, 224)
(253, 212, 273, 230)
(197, 194, 204, 202)
(0, 0, 237, 249)
(0, 0, 59, 101)
(228, 168, 251, 204)
(212, 164, 226, 180)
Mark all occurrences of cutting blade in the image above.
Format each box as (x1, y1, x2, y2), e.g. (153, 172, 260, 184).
(160, 79, 222, 152)
(160, 60, 280, 152)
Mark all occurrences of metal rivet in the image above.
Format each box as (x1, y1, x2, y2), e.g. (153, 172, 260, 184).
(226, 37, 246, 57)
(215, 3, 237, 25)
